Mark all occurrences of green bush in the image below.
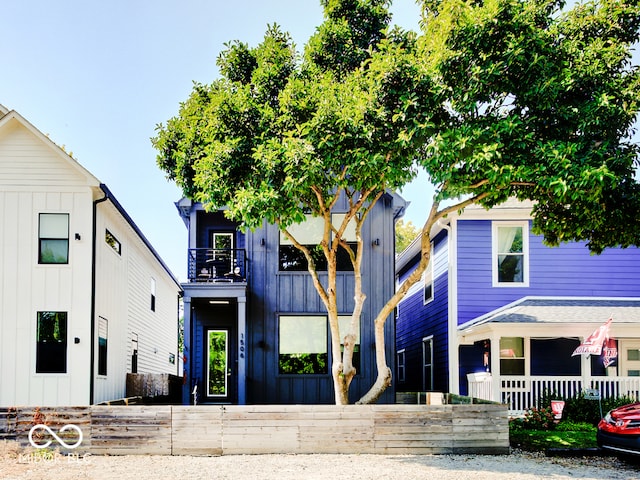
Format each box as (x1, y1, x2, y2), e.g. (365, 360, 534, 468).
(564, 393, 636, 425)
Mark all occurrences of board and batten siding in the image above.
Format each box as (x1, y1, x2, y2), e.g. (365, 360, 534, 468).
(93, 201, 179, 405)
(0, 115, 97, 406)
(245, 194, 398, 404)
(455, 219, 640, 326)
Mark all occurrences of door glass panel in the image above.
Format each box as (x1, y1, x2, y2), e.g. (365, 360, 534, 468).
(212, 233, 234, 276)
(207, 330, 228, 397)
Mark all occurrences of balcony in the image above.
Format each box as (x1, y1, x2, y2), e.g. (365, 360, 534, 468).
(187, 248, 247, 283)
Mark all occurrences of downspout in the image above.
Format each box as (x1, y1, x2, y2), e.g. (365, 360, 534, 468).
(90, 188, 109, 404)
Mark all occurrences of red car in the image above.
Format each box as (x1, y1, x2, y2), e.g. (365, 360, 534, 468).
(597, 403, 640, 456)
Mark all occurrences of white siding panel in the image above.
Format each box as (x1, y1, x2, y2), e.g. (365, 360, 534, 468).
(0, 119, 92, 187)
(93, 202, 179, 404)
(0, 187, 94, 407)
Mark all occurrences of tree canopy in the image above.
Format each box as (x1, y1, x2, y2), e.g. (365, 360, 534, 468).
(153, 0, 640, 404)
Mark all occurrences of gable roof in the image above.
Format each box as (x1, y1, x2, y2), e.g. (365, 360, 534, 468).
(0, 105, 181, 289)
(0, 107, 100, 187)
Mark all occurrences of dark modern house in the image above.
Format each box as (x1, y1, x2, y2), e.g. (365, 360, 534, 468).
(178, 191, 406, 404)
(395, 199, 640, 413)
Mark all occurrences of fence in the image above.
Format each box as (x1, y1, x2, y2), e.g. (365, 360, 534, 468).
(466, 374, 640, 414)
(0, 404, 509, 456)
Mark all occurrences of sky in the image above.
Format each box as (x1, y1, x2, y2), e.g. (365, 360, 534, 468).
(2, 0, 430, 281)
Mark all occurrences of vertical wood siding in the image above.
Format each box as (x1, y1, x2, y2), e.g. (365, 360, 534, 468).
(242, 195, 397, 404)
(0, 117, 95, 406)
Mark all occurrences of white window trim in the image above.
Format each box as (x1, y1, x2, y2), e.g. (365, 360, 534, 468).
(397, 349, 406, 383)
(422, 336, 434, 391)
(491, 221, 529, 287)
(423, 242, 434, 305)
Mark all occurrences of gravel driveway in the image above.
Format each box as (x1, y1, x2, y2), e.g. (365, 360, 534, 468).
(2, 442, 639, 480)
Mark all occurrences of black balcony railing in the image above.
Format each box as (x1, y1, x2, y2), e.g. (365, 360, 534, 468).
(187, 248, 247, 283)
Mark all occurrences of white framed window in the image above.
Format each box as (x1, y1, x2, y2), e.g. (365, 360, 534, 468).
(423, 243, 434, 305)
(492, 222, 529, 287)
(150, 278, 156, 312)
(500, 337, 525, 375)
(105, 229, 121, 255)
(98, 317, 108, 376)
(397, 349, 406, 383)
(422, 336, 433, 391)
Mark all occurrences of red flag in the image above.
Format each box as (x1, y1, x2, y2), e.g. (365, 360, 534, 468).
(572, 318, 612, 356)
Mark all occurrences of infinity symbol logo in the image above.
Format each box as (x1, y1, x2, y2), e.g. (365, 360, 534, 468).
(28, 424, 83, 449)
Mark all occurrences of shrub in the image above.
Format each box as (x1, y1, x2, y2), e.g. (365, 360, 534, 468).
(564, 393, 636, 425)
(520, 407, 556, 430)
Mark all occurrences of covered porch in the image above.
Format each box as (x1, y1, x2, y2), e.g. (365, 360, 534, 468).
(460, 297, 640, 414)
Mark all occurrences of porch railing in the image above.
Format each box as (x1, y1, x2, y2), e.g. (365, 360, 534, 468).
(187, 248, 247, 283)
(468, 374, 640, 415)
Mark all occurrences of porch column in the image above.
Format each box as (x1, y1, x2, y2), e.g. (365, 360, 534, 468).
(490, 333, 501, 403)
(237, 296, 247, 404)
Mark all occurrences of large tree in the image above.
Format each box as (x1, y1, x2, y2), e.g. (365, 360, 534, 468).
(154, 0, 640, 404)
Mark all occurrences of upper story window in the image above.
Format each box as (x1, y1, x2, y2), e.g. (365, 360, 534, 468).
(105, 229, 121, 255)
(279, 214, 357, 272)
(492, 221, 529, 287)
(150, 278, 156, 312)
(423, 243, 434, 304)
(39, 213, 69, 264)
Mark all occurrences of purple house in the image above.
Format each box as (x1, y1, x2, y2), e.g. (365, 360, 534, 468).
(395, 200, 640, 413)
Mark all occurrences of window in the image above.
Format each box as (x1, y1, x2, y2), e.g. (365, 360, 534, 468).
(397, 349, 406, 383)
(150, 278, 156, 312)
(105, 229, 121, 255)
(423, 337, 433, 391)
(39, 213, 69, 264)
(98, 317, 108, 376)
(131, 334, 139, 373)
(493, 222, 529, 286)
(500, 337, 525, 375)
(423, 244, 434, 304)
(279, 214, 357, 271)
(36, 312, 67, 373)
(279, 316, 328, 374)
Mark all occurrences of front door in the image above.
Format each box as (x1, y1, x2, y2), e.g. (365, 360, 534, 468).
(205, 327, 236, 402)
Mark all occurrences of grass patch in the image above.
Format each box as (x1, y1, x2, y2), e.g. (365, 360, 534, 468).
(510, 421, 598, 451)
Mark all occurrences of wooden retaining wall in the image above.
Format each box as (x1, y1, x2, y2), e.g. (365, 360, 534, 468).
(0, 404, 509, 455)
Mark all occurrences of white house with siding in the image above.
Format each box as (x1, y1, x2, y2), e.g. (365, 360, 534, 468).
(0, 104, 182, 406)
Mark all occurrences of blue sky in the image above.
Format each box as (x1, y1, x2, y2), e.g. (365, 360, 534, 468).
(2, 0, 430, 281)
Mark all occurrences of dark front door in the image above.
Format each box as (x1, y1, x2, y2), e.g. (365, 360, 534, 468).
(204, 325, 237, 403)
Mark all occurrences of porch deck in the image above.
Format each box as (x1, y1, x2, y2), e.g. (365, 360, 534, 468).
(468, 374, 640, 415)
